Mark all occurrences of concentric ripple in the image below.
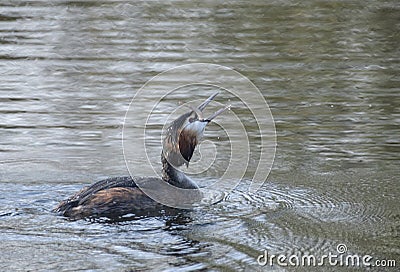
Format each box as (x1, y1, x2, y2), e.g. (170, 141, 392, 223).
(189, 171, 398, 262)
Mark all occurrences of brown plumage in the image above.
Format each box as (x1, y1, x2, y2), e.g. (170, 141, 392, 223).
(178, 129, 198, 165)
(63, 187, 154, 218)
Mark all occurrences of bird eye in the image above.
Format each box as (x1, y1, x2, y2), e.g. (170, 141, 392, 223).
(188, 112, 199, 123)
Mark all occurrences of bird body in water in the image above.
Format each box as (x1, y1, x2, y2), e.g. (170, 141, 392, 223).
(53, 93, 228, 219)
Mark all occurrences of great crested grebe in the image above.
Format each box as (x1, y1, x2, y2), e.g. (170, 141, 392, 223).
(54, 93, 229, 219)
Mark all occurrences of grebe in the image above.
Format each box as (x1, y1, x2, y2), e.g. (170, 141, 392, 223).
(54, 93, 229, 219)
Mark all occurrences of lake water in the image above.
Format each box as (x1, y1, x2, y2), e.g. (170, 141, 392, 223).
(0, 1, 399, 271)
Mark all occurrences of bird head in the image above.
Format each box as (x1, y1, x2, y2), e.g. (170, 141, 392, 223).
(162, 93, 229, 168)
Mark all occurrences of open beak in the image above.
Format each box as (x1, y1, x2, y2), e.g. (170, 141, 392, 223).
(195, 92, 231, 122)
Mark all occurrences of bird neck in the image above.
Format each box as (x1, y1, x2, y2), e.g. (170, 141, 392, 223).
(161, 152, 199, 189)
